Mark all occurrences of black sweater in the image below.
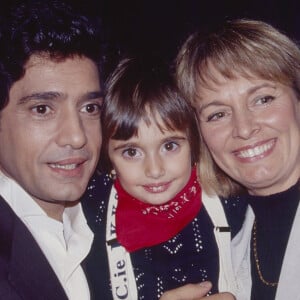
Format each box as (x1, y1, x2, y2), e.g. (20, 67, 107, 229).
(248, 183, 300, 300)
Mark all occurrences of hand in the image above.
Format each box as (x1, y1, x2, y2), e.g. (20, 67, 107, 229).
(160, 281, 236, 300)
(207, 293, 235, 300)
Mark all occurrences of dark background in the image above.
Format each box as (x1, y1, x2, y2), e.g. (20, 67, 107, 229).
(4, 0, 299, 70)
(93, 0, 300, 65)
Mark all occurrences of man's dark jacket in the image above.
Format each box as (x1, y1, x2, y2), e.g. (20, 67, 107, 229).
(0, 195, 93, 300)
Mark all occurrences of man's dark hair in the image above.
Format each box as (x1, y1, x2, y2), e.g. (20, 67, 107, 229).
(0, 0, 106, 109)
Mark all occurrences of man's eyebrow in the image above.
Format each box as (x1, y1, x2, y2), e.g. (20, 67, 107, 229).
(18, 91, 61, 104)
(82, 91, 104, 100)
(18, 91, 104, 104)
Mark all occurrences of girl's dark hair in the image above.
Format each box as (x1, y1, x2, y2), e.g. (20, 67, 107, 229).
(101, 56, 200, 172)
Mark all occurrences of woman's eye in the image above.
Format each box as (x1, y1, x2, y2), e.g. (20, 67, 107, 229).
(255, 95, 275, 105)
(207, 111, 226, 122)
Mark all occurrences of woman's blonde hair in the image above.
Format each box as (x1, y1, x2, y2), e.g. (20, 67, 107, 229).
(176, 19, 300, 197)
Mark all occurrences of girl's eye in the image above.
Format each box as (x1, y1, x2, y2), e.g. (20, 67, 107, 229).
(163, 141, 179, 152)
(122, 148, 139, 158)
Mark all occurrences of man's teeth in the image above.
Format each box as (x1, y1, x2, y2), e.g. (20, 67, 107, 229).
(237, 141, 273, 158)
(50, 163, 77, 170)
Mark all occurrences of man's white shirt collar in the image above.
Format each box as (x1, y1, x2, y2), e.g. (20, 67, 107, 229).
(0, 171, 93, 300)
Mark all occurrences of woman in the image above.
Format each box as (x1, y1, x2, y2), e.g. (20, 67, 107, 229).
(175, 19, 300, 300)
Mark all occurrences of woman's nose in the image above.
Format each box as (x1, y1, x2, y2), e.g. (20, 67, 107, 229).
(232, 111, 260, 139)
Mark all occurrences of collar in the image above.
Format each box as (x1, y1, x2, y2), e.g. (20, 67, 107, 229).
(0, 170, 93, 251)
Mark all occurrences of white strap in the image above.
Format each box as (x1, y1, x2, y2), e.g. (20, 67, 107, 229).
(202, 191, 237, 294)
(106, 186, 138, 300)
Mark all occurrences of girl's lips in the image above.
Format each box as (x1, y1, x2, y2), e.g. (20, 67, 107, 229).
(233, 138, 276, 161)
(142, 181, 171, 193)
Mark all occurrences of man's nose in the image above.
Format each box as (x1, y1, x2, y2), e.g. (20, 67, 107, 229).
(56, 110, 87, 149)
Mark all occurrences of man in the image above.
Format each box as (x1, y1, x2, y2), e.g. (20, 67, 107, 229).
(0, 1, 105, 299)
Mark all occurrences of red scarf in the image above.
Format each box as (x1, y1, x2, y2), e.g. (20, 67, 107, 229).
(115, 167, 202, 252)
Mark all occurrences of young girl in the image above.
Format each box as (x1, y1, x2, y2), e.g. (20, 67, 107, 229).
(83, 57, 246, 300)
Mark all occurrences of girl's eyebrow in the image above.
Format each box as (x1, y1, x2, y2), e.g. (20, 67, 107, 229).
(111, 134, 187, 151)
(162, 135, 187, 142)
(111, 142, 138, 151)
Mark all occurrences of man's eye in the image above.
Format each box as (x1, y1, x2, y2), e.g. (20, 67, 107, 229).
(32, 105, 50, 114)
(82, 103, 102, 115)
